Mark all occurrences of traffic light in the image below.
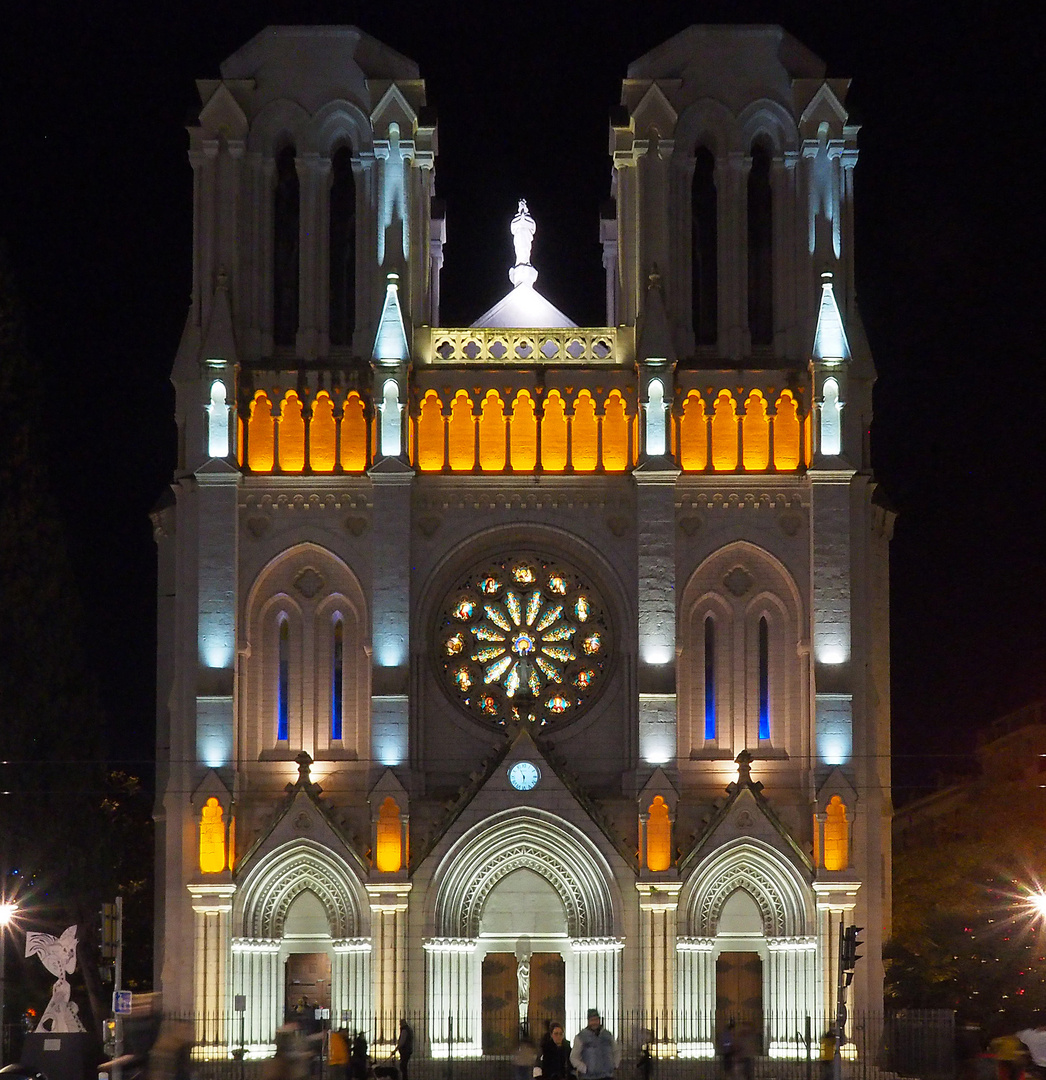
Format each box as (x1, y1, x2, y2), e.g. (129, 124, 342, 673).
(100, 902, 118, 960)
(842, 925, 863, 984)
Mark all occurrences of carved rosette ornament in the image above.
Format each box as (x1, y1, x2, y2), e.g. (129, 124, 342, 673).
(436, 553, 612, 729)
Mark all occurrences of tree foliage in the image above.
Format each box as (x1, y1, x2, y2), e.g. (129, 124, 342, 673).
(0, 241, 153, 1040)
(889, 761, 1046, 1032)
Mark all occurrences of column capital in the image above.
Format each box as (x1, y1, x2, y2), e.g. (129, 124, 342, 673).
(366, 881, 412, 913)
(187, 881, 236, 913)
(812, 879, 861, 911)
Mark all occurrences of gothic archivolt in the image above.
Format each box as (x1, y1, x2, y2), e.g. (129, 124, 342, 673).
(683, 838, 812, 939)
(431, 809, 618, 939)
(238, 839, 367, 940)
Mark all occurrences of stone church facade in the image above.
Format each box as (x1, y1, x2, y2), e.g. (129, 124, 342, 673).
(153, 23, 892, 1059)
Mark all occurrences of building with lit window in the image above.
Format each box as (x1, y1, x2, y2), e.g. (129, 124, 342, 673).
(153, 23, 892, 1059)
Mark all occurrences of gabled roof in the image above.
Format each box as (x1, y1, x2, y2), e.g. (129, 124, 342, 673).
(680, 750, 811, 875)
(472, 284, 577, 330)
(235, 752, 367, 878)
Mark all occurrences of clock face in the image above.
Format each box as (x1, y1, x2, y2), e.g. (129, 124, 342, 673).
(508, 761, 541, 791)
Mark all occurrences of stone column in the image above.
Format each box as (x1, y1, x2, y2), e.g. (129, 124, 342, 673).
(637, 883, 681, 1047)
(424, 938, 479, 1057)
(765, 937, 819, 1054)
(229, 937, 281, 1052)
(569, 938, 624, 1038)
(812, 881, 861, 1020)
(367, 884, 412, 1050)
(187, 883, 236, 1049)
(332, 939, 372, 1031)
(675, 938, 715, 1056)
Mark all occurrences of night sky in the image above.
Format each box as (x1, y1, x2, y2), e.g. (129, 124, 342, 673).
(1, 2, 1042, 805)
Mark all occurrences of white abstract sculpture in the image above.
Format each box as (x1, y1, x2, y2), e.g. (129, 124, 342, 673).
(26, 924, 85, 1032)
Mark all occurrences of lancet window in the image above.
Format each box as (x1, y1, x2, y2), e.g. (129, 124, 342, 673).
(199, 797, 226, 874)
(691, 146, 718, 347)
(329, 145, 357, 347)
(758, 616, 771, 741)
(645, 796, 672, 872)
(704, 616, 717, 741)
(747, 141, 773, 347)
(273, 144, 300, 347)
(277, 617, 290, 742)
(375, 796, 402, 873)
(823, 795, 849, 871)
(331, 617, 344, 742)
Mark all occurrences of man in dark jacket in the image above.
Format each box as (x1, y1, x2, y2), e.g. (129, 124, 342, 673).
(570, 1010, 620, 1080)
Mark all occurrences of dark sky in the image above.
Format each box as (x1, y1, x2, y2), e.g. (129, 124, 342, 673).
(1, 2, 1042, 804)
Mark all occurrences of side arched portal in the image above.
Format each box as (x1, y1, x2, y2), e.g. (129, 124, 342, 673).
(677, 839, 817, 1056)
(232, 841, 371, 1052)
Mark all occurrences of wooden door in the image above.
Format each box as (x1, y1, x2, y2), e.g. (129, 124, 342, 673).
(286, 952, 332, 1019)
(482, 952, 517, 1055)
(715, 952, 763, 1051)
(528, 953, 566, 1036)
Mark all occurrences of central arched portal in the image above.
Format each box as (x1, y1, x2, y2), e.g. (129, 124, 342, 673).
(427, 809, 621, 1057)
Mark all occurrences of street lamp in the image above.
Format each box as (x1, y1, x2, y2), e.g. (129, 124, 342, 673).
(0, 901, 18, 1064)
(1030, 893, 1046, 920)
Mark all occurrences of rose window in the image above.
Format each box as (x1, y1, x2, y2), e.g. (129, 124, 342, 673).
(436, 554, 612, 728)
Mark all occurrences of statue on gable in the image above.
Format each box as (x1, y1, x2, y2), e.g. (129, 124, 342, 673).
(511, 199, 536, 268)
(26, 924, 85, 1032)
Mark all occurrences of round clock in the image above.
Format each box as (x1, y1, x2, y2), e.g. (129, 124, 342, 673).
(508, 761, 541, 791)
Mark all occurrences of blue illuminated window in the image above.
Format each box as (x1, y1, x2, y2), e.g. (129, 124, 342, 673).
(704, 616, 716, 741)
(331, 618, 344, 742)
(758, 616, 770, 741)
(277, 618, 289, 742)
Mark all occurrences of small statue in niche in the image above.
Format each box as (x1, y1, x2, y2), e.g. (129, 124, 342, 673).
(26, 924, 85, 1032)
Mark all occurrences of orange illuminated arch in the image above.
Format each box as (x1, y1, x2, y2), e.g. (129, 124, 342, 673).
(247, 392, 275, 472)
(341, 391, 367, 471)
(711, 390, 738, 471)
(447, 391, 475, 471)
(824, 795, 849, 871)
(602, 391, 629, 471)
(773, 391, 801, 470)
(572, 391, 598, 472)
(310, 392, 336, 472)
(376, 796, 402, 873)
(278, 391, 306, 472)
(478, 390, 507, 471)
(541, 390, 568, 471)
(646, 796, 672, 872)
(680, 391, 707, 470)
(199, 797, 226, 874)
(416, 390, 445, 471)
(510, 390, 537, 471)
(742, 390, 770, 471)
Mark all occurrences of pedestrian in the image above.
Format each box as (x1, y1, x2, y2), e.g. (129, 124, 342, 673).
(720, 1022, 736, 1076)
(571, 1009, 620, 1080)
(734, 1022, 756, 1080)
(539, 1023, 571, 1080)
(396, 1019, 414, 1080)
(329, 1028, 350, 1080)
(350, 1032, 369, 1080)
(819, 1029, 836, 1080)
(514, 1036, 538, 1080)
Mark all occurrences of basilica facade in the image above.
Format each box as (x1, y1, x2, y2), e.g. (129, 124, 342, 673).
(153, 24, 892, 1060)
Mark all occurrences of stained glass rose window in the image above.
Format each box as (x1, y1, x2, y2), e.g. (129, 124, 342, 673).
(436, 553, 612, 727)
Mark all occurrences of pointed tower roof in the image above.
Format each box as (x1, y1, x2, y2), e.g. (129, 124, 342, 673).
(635, 265, 676, 363)
(471, 200, 577, 329)
(373, 272, 409, 363)
(812, 271, 851, 363)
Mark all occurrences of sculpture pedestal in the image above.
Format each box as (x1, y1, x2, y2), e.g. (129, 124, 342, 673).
(21, 1032, 95, 1080)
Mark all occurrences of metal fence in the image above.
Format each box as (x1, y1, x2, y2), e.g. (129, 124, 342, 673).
(181, 1009, 954, 1080)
